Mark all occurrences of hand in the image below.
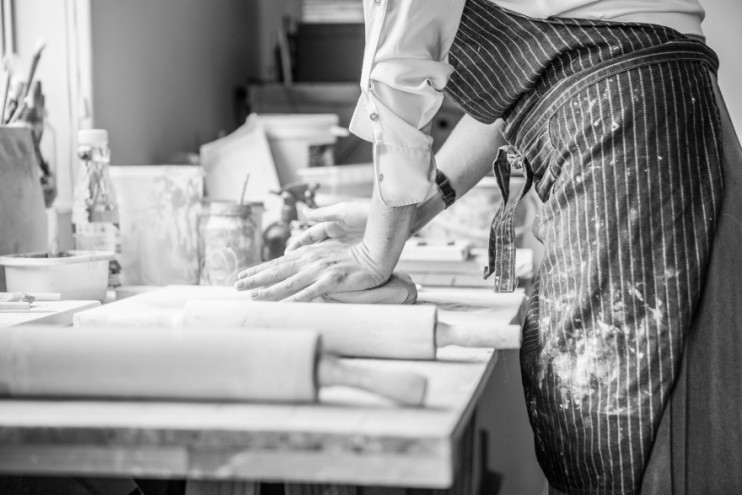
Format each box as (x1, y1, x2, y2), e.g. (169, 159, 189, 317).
(234, 240, 390, 302)
(285, 201, 370, 252)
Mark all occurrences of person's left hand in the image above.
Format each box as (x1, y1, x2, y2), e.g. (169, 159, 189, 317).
(285, 201, 369, 252)
(234, 240, 390, 302)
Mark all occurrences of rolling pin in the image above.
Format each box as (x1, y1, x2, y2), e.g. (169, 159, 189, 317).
(0, 326, 427, 406)
(181, 300, 514, 360)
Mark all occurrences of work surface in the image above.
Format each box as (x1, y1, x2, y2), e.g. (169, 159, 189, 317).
(0, 299, 100, 328)
(0, 285, 524, 488)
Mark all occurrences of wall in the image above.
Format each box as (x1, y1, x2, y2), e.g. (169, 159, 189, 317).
(90, 0, 259, 165)
(256, 0, 301, 81)
(704, 0, 742, 133)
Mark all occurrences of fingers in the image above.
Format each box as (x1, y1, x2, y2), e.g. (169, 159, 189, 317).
(285, 223, 330, 252)
(283, 278, 337, 303)
(246, 270, 317, 301)
(240, 262, 337, 302)
(235, 258, 275, 282)
(235, 257, 299, 290)
(234, 239, 386, 303)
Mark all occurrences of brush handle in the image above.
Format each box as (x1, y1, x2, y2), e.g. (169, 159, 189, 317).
(10, 41, 44, 123)
(22, 42, 44, 101)
(0, 71, 9, 123)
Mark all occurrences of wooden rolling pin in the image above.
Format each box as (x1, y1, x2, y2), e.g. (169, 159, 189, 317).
(0, 326, 427, 406)
(181, 300, 513, 360)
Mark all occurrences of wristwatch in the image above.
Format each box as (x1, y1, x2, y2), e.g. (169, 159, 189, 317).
(435, 169, 457, 209)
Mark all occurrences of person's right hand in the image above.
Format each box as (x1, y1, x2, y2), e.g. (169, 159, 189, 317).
(285, 201, 370, 251)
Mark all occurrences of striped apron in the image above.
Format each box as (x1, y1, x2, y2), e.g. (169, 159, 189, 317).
(445, 0, 742, 493)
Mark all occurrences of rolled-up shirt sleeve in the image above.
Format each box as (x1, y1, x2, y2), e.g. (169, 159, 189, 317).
(349, 0, 466, 206)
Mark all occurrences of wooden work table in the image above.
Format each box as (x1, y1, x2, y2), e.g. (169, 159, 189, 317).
(0, 285, 524, 493)
(0, 300, 100, 328)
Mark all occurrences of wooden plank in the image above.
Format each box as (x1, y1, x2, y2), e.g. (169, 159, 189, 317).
(0, 284, 519, 488)
(0, 300, 100, 328)
(0, 445, 188, 477)
(0, 347, 496, 488)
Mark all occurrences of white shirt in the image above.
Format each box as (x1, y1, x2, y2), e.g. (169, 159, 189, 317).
(349, 0, 705, 206)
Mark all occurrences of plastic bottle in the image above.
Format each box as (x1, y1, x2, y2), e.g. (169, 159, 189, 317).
(72, 129, 122, 287)
(261, 182, 321, 261)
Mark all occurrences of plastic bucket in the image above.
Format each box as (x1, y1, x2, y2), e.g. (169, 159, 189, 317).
(258, 114, 343, 186)
(296, 163, 375, 204)
(0, 250, 113, 301)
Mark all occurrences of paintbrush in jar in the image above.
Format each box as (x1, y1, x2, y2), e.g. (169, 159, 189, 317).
(9, 39, 46, 123)
(240, 173, 250, 205)
(0, 70, 9, 124)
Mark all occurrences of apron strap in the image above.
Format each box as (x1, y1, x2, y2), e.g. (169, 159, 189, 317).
(483, 144, 534, 292)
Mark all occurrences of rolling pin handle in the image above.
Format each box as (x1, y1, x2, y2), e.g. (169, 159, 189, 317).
(317, 354, 427, 407)
(435, 321, 522, 349)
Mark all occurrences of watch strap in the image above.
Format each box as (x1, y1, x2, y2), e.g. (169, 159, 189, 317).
(435, 169, 456, 209)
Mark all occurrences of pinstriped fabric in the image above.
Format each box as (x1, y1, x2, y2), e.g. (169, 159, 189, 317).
(445, 0, 687, 125)
(518, 59, 721, 494)
(443, 1, 723, 493)
(484, 145, 534, 292)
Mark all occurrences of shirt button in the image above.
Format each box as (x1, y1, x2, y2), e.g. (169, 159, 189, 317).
(378, 173, 384, 182)
(370, 112, 378, 121)
(375, 0, 382, 5)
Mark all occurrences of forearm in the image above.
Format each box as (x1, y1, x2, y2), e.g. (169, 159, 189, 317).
(411, 115, 507, 234)
(357, 181, 416, 279)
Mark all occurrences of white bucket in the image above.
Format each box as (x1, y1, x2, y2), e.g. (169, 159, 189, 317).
(0, 250, 113, 301)
(259, 114, 344, 186)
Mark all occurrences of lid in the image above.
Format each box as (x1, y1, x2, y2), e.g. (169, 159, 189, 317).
(78, 129, 108, 146)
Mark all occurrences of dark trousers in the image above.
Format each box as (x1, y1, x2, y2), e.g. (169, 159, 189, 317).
(639, 74, 742, 495)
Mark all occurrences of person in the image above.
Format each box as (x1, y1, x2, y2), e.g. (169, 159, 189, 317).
(236, 0, 742, 493)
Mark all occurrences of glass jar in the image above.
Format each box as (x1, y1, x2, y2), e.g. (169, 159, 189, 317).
(199, 201, 262, 286)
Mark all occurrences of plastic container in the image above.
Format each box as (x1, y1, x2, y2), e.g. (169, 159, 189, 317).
(110, 165, 203, 286)
(0, 251, 114, 301)
(259, 114, 345, 186)
(296, 163, 374, 204)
